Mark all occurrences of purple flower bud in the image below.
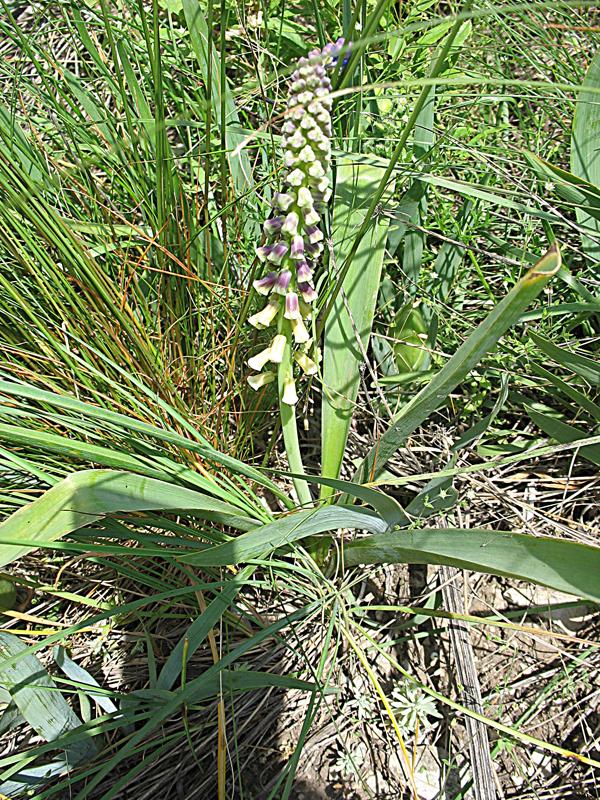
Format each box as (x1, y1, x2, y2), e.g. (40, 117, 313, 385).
(274, 192, 294, 211)
(305, 241, 323, 258)
(299, 282, 318, 303)
(273, 270, 292, 295)
(290, 235, 304, 260)
(253, 271, 277, 295)
(256, 244, 274, 262)
(284, 292, 301, 320)
(296, 261, 312, 282)
(263, 216, 283, 236)
(267, 242, 288, 264)
(305, 225, 324, 244)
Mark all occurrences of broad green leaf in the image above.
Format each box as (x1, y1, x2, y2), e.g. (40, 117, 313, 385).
(53, 647, 118, 716)
(572, 49, 600, 261)
(0, 579, 16, 611)
(0, 633, 96, 797)
(180, 505, 390, 566)
(353, 243, 561, 483)
(321, 159, 395, 496)
(392, 303, 429, 373)
(0, 470, 258, 569)
(526, 407, 600, 466)
(402, 84, 435, 287)
(281, 472, 410, 528)
(343, 528, 600, 604)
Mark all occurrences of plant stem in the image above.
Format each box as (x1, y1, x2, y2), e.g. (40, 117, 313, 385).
(278, 338, 313, 508)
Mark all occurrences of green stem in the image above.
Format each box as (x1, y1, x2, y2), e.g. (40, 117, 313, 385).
(277, 337, 312, 509)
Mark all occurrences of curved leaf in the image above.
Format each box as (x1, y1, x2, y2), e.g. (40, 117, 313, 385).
(180, 505, 389, 566)
(0, 470, 259, 569)
(353, 243, 561, 483)
(572, 48, 600, 260)
(0, 633, 96, 798)
(321, 159, 395, 497)
(343, 528, 600, 603)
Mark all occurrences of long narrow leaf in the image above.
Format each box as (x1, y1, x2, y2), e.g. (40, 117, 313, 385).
(321, 159, 394, 495)
(572, 49, 600, 261)
(343, 528, 600, 603)
(0, 470, 259, 569)
(353, 243, 561, 482)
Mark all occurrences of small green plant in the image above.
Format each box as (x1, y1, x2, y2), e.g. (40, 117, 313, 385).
(389, 679, 443, 736)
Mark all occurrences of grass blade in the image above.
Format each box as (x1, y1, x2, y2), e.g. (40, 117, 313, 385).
(353, 242, 561, 483)
(320, 159, 394, 496)
(526, 407, 600, 466)
(571, 48, 600, 261)
(343, 528, 600, 603)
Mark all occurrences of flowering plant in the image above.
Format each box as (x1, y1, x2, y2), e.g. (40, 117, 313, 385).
(246, 39, 348, 406)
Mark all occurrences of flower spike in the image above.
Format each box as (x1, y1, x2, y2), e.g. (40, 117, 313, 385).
(248, 39, 345, 396)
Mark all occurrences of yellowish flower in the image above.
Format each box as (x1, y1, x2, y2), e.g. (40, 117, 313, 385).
(291, 317, 310, 344)
(281, 375, 298, 405)
(248, 299, 280, 329)
(248, 371, 275, 391)
(294, 351, 318, 375)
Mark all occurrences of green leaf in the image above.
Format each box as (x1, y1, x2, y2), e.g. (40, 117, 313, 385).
(156, 567, 254, 691)
(572, 49, 600, 261)
(392, 303, 429, 373)
(0, 633, 96, 797)
(0, 470, 258, 569)
(530, 363, 600, 421)
(320, 159, 395, 496)
(526, 407, 600, 466)
(0, 579, 16, 612)
(529, 331, 600, 386)
(343, 528, 600, 604)
(280, 472, 410, 528)
(0, 379, 288, 504)
(182, 0, 252, 194)
(53, 647, 118, 716)
(352, 243, 561, 483)
(180, 505, 390, 566)
(524, 151, 600, 223)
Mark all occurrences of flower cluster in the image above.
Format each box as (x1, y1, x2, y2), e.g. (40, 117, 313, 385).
(247, 39, 348, 404)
